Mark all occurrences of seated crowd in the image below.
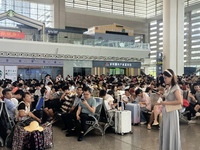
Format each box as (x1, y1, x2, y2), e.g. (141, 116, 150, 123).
(0, 73, 200, 142)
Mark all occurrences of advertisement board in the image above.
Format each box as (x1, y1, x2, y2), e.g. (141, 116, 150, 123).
(5, 66, 17, 81)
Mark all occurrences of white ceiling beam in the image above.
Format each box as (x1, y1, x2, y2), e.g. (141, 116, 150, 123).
(23, 0, 53, 4)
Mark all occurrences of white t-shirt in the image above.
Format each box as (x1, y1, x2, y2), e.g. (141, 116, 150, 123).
(11, 98, 19, 106)
(104, 94, 114, 110)
(69, 86, 75, 92)
(121, 95, 131, 103)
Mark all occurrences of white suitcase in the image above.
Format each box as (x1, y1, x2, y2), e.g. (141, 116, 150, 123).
(115, 110, 132, 135)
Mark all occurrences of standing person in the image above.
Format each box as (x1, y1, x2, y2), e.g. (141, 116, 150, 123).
(44, 74, 53, 86)
(159, 69, 182, 150)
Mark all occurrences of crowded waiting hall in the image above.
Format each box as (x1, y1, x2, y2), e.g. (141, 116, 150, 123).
(1, 0, 200, 150)
(0, 72, 200, 149)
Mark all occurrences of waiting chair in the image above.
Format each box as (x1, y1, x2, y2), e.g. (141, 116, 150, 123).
(150, 93, 160, 109)
(0, 101, 15, 147)
(183, 90, 189, 100)
(84, 97, 104, 136)
(102, 102, 115, 134)
(35, 97, 45, 111)
(180, 91, 190, 123)
(0, 101, 15, 131)
(179, 107, 189, 123)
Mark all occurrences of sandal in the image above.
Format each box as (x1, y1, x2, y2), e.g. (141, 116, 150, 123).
(152, 121, 159, 126)
(147, 124, 151, 130)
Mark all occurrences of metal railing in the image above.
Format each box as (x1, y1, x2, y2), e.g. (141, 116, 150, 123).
(1, 33, 150, 50)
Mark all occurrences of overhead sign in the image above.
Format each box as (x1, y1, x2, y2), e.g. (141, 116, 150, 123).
(46, 30, 59, 35)
(93, 61, 141, 68)
(0, 31, 25, 39)
(105, 62, 133, 67)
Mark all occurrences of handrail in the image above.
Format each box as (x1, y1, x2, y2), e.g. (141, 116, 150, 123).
(0, 33, 150, 50)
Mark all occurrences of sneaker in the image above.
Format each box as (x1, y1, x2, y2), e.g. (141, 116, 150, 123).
(140, 121, 147, 125)
(188, 120, 196, 124)
(196, 112, 200, 117)
(152, 121, 159, 126)
(77, 133, 84, 141)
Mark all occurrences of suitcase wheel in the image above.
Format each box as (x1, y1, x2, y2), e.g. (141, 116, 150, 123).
(121, 133, 124, 135)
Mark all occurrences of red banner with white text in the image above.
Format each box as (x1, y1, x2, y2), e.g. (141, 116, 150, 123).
(0, 31, 25, 39)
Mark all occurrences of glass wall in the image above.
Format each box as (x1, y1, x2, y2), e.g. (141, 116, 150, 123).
(0, 0, 53, 27)
(149, 7, 200, 69)
(65, 0, 200, 19)
(65, 0, 146, 18)
(18, 66, 63, 81)
(73, 67, 91, 77)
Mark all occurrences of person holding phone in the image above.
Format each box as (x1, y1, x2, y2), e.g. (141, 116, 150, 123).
(76, 87, 96, 141)
(159, 69, 182, 150)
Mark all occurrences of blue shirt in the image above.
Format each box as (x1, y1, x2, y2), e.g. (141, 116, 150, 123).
(4, 98, 17, 119)
(73, 96, 81, 107)
(79, 97, 96, 115)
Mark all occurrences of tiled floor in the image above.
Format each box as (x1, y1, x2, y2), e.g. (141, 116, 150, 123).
(1, 121, 200, 150)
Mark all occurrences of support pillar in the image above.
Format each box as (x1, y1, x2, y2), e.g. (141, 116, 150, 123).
(54, 0, 66, 29)
(163, 0, 184, 75)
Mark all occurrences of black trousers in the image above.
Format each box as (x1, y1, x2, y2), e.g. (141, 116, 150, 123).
(186, 104, 197, 120)
(80, 113, 93, 132)
(62, 112, 76, 130)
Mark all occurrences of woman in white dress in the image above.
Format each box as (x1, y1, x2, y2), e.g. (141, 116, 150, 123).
(159, 69, 182, 150)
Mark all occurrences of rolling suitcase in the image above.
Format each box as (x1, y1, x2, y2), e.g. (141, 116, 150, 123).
(125, 103, 140, 125)
(115, 110, 132, 135)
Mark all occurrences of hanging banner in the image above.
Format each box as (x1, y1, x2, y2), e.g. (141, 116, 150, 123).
(5, 66, 17, 82)
(0, 66, 4, 79)
(0, 31, 25, 39)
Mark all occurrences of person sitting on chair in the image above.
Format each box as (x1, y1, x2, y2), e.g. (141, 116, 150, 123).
(121, 89, 132, 104)
(63, 87, 83, 134)
(99, 90, 114, 110)
(16, 92, 41, 123)
(135, 88, 151, 124)
(147, 87, 165, 130)
(76, 87, 96, 141)
(3, 88, 18, 120)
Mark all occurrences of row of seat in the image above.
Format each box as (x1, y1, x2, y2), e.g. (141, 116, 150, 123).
(84, 97, 115, 136)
